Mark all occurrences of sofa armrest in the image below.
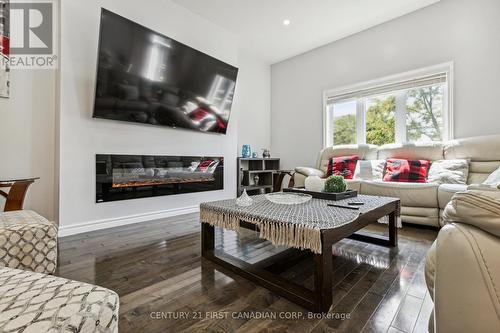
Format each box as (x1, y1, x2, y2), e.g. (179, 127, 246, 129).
(443, 190, 500, 237)
(294, 167, 325, 178)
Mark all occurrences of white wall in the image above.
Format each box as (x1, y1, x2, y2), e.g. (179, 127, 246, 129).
(271, 0, 500, 169)
(58, 0, 245, 235)
(0, 70, 56, 220)
(235, 51, 271, 155)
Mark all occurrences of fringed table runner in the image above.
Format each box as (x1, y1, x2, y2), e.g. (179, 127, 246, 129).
(200, 194, 400, 254)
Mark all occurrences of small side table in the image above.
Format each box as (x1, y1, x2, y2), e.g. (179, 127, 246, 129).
(0, 177, 39, 211)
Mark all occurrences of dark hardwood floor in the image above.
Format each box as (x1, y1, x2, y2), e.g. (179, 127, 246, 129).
(56, 213, 437, 333)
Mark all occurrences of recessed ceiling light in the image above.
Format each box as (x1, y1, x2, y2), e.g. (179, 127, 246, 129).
(283, 19, 291, 26)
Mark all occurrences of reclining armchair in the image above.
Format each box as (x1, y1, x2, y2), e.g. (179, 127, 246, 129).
(425, 190, 500, 332)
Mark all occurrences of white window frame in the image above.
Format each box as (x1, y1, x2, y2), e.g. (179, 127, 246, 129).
(323, 62, 454, 148)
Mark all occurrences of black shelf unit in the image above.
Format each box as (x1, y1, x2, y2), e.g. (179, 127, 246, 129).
(237, 158, 280, 196)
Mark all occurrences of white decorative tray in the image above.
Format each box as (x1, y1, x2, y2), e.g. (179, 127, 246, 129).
(265, 192, 312, 205)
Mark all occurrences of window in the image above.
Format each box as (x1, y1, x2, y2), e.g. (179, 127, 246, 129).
(324, 63, 453, 147)
(332, 100, 357, 145)
(405, 85, 445, 142)
(365, 93, 396, 146)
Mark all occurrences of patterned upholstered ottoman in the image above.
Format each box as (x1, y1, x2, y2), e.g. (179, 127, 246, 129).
(0, 267, 119, 333)
(0, 210, 58, 274)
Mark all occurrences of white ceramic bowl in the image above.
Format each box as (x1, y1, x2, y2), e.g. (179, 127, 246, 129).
(265, 192, 312, 205)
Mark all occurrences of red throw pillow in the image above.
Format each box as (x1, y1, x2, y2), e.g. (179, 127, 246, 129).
(383, 158, 430, 183)
(327, 155, 359, 179)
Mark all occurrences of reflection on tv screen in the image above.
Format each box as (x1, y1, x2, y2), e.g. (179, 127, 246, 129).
(93, 9, 238, 134)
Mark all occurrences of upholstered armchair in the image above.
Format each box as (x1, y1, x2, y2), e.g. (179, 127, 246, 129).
(425, 190, 500, 332)
(0, 210, 58, 274)
(0, 212, 120, 332)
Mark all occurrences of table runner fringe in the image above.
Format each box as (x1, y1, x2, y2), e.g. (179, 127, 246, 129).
(200, 209, 240, 230)
(200, 208, 322, 254)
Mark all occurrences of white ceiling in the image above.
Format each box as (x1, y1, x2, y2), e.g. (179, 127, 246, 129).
(173, 0, 440, 64)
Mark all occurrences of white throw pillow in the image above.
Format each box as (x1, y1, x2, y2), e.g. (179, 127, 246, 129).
(354, 160, 386, 180)
(483, 166, 500, 186)
(427, 159, 469, 184)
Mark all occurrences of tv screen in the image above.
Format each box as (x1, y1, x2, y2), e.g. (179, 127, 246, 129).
(93, 9, 238, 134)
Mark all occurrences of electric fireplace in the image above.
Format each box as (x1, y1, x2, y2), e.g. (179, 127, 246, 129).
(96, 154, 223, 203)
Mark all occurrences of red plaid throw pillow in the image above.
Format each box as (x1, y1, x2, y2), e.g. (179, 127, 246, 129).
(327, 155, 359, 179)
(383, 158, 430, 183)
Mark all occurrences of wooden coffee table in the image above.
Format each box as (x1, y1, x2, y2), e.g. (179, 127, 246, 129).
(201, 195, 399, 313)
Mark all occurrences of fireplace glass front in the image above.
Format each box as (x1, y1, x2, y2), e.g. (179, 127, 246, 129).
(96, 154, 223, 202)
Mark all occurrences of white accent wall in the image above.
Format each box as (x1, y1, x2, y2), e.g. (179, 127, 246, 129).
(57, 0, 270, 235)
(271, 0, 500, 169)
(236, 52, 271, 155)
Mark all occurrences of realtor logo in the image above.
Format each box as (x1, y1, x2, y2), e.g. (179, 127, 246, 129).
(10, 1, 52, 54)
(1, 0, 57, 69)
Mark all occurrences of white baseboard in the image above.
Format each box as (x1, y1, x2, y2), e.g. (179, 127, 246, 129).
(58, 205, 200, 237)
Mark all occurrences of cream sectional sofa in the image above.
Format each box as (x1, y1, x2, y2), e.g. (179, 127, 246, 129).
(294, 134, 500, 227)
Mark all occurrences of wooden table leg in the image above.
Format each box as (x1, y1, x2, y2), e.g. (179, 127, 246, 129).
(201, 222, 215, 258)
(314, 232, 333, 312)
(388, 211, 398, 247)
(2, 180, 35, 212)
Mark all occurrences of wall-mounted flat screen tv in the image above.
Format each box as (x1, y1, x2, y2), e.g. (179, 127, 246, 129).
(93, 9, 238, 134)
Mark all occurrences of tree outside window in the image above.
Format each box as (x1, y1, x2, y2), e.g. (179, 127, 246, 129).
(332, 100, 356, 145)
(365, 95, 396, 146)
(406, 85, 444, 142)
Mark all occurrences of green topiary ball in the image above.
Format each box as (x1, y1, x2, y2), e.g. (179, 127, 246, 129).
(324, 175, 347, 193)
